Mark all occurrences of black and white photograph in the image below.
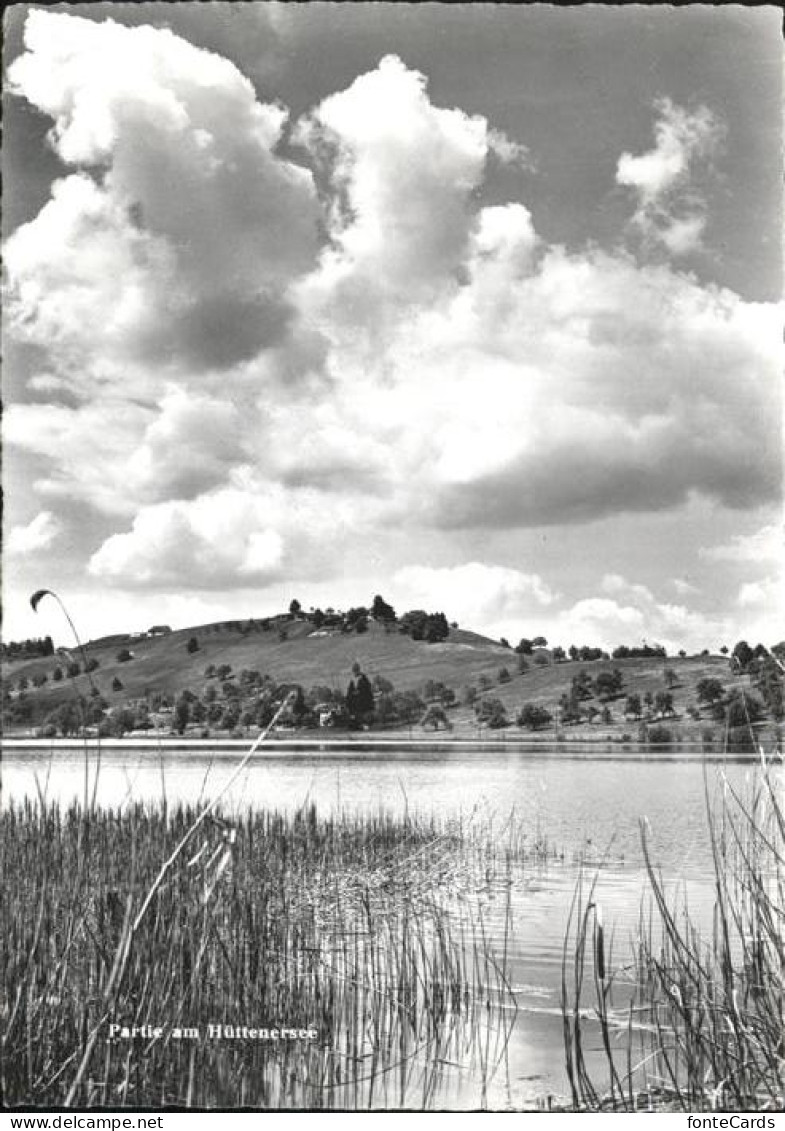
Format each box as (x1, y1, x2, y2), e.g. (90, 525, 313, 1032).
(1, 1, 783, 1116)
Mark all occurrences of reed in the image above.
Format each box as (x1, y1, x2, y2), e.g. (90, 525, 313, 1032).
(561, 750, 784, 1111)
(1, 800, 526, 1109)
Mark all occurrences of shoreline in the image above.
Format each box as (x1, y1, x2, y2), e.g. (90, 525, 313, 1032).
(2, 733, 770, 760)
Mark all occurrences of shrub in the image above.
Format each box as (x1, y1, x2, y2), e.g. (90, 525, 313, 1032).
(648, 724, 673, 747)
(517, 704, 553, 730)
(625, 694, 642, 718)
(726, 689, 765, 729)
(476, 697, 508, 729)
(421, 703, 452, 731)
(697, 677, 725, 705)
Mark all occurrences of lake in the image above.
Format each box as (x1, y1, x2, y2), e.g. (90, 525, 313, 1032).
(2, 742, 775, 1109)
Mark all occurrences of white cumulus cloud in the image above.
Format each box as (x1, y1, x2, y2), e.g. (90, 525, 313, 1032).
(701, 523, 782, 564)
(6, 9, 319, 387)
(293, 54, 505, 343)
(557, 586, 725, 654)
(87, 482, 375, 589)
(617, 97, 723, 255)
(88, 490, 287, 588)
(7, 511, 62, 555)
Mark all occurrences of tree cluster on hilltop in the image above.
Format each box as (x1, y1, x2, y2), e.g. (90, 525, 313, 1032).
(278, 594, 447, 642)
(398, 610, 450, 643)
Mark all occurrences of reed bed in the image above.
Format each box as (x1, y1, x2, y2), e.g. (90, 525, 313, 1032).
(1, 800, 534, 1109)
(561, 752, 784, 1111)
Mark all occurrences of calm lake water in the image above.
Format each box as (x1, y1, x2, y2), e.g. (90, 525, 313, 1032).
(3, 743, 776, 1109)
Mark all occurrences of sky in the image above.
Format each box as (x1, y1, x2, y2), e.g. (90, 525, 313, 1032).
(2, 2, 783, 652)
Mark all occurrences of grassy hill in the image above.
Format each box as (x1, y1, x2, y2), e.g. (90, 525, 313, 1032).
(4, 617, 507, 725)
(3, 612, 769, 745)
